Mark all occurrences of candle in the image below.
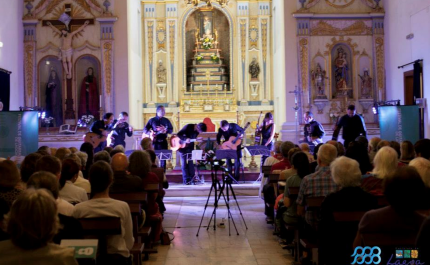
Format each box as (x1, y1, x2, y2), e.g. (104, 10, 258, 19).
(35, 97, 37, 106)
(99, 95, 102, 108)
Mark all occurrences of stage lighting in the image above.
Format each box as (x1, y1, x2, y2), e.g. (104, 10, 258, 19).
(372, 105, 378, 115)
(41, 111, 46, 119)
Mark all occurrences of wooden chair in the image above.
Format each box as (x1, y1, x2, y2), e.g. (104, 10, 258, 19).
(262, 165, 272, 177)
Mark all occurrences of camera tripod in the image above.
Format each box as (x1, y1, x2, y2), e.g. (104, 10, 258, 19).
(196, 163, 248, 236)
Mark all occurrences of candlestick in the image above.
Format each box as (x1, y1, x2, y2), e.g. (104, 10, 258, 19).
(99, 95, 102, 108)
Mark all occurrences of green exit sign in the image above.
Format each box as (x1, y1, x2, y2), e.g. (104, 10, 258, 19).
(61, 239, 98, 259)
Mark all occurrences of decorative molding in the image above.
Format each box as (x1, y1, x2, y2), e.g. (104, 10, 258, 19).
(237, 2, 249, 16)
(37, 41, 60, 54)
(258, 2, 270, 16)
(169, 21, 175, 63)
(306, 0, 321, 9)
(24, 43, 35, 99)
(75, 41, 100, 51)
(166, 3, 178, 18)
(84, 0, 103, 14)
(375, 37, 385, 93)
(103, 42, 113, 95)
(33, 0, 55, 16)
(360, 0, 377, 9)
(240, 19, 247, 63)
(299, 38, 309, 92)
(261, 19, 268, 62)
(311, 20, 372, 36)
(249, 18, 258, 49)
(325, 0, 356, 8)
(147, 21, 154, 64)
(324, 36, 359, 56)
(144, 4, 156, 18)
(156, 20, 166, 51)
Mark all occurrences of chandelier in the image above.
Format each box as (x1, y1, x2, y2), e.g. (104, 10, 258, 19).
(185, 0, 229, 8)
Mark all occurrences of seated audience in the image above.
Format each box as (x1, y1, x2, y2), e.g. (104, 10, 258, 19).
(72, 152, 91, 193)
(0, 160, 22, 207)
(140, 138, 160, 166)
(26, 171, 83, 244)
(361, 146, 398, 196)
(354, 166, 427, 261)
(110, 153, 143, 193)
(59, 159, 88, 204)
(368, 137, 381, 163)
(36, 155, 62, 179)
(79, 142, 94, 179)
(50, 148, 58, 157)
(37, 146, 51, 156)
(146, 150, 167, 214)
(270, 141, 295, 172)
(55, 147, 72, 161)
(299, 143, 315, 163)
(399, 140, 415, 165)
(415, 138, 430, 160)
(279, 147, 301, 181)
(390, 141, 401, 159)
(264, 141, 284, 166)
(319, 157, 378, 265)
(73, 161, 134, 265)
(345, 141, 372, 175)
(0, 189, 78, 265)
(409, 157, 430, 188)
(19, 152, 43, 186)
(309, 143, 323, 173)
(296, 144, 339, 230)
(114, 145, 125, 153)
(69, 147, 78, 153)
(417, 216, 430, 264)
(0, 198, 9, 240)
(94, 150, 112, 164)
(377, 140, 390, 151)
(103, 146, 113, 154)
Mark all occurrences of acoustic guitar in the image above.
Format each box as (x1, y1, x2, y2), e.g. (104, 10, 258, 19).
(83, 131, 109, 149)
(221, 122, 251, 150)
(254, 111, 263, 145)
(170, 135, 197, 152)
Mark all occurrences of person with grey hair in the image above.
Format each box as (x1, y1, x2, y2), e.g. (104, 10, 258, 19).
(318, 156, 378, 265)
(410, 157, 430, 187)
(93, 150, 111, 164)
(271, 141, 295, 172)
(296, 144, 339, 229)
(67, 152, 91, 193)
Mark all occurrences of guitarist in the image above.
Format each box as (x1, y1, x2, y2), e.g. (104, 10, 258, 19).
(143, 106, 173, 170)
(301, 111, 325, 150)
(176, 123, 207, 185)
(109, 112, 133, 148)
(89, 112, 115, 153)
(257, 113, 276, 168)
(217, 120, 245, 181)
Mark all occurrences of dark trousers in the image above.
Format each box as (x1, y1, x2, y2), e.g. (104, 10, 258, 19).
(226, 158, 241, 181)
(94, 140, 107, 153)
(154, 141, 168, 171)
(179, 151, 194, 184)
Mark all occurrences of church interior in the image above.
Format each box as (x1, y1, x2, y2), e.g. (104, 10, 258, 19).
(1, 0, 430, 264)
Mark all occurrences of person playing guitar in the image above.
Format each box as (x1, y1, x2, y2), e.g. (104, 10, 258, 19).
(217, 120, 245, 181)
(109, 112, 133, 148)
(174, 123, 207, 185)
(301, 111, 325, 150)
(143, 106, 173, 170)
(256, 112, 276, 168)
(88, 112, 115, 153)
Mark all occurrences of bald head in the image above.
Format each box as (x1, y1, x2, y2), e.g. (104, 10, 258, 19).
(111, 153, 129, 172)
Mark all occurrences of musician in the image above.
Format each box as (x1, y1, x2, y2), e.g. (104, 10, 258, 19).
(89, 112, 115, 153)
(143, 106, 173, 169)
(301, 111, 325, 149)
(176, 123, 207, 185)
(332, 105, 367, 148)
(110, 112, 133, 148)
(217, 120, 244, 181)
(258, 113, 276, 167)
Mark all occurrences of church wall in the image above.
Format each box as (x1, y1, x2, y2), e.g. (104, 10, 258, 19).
(384, 0, 430, 137)
(0, 0, 24, 110)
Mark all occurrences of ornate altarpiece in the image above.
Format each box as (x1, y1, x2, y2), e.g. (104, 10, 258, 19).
(294, 0, 385, 129)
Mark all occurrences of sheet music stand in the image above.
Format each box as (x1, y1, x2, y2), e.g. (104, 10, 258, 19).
(215, 150, 241, 183)
(154, 150, 173, 161)
(192, 150, 207, 184)
(245, 146, 270, 183)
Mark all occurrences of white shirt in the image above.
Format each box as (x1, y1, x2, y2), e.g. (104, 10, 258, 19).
(56, 198, 74, 216)
(59, 181, 88, 204)
(72, 198, 134, 257)
(74, 173, 91, 193)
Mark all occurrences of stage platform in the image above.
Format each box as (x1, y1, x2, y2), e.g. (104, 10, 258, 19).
(164, 182, 260, 197)
(166, 169, 261, 184)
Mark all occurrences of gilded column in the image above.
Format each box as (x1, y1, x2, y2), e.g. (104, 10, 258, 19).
(372, 17, 385, 101)
(168, 19, 177, 107)
(296, 19, 310, 117)
(22, 19, 38, 108)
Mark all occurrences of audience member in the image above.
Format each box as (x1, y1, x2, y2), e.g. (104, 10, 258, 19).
(296, 144, 339, 229)
(59, 159, 88, 204)
(376, 140, 390, 151)
(146, 150, 167, 214)
(309, 143, 323, 173)
(110, 153, 143, 193)
(345, 141, 372, 175)
(109, 149, 124, 158)
(0, 198, 9, 240)
(368, 137, 381, 163)
(417, 216, 430, 264)
(271, 141, 295, 172)
(69, 147, 78, 153)
(103, 146, 113, 154)
(73, 161, 133, 264)
(55, 147, 72, 161)
(280, 147, 301, 181)
(19, 152, 42, 185)
(94, 150, 112, 163)
(319, 157, 378, 265)
(361, 146, 398, 196)
(140, 138, 160, 166)
(73, 152, 91, 193)
(36, 156, 62, 178)
(390, 141, 401, 159)
(79, 142, 94, 179)
(415, 139, 430, 160)
(410, 157, 430, 188)
(0, 189, 78, 265)
(37, 146, 51, 156)
(0, 160, 22, 207)
(114, 145, 125, 153)
(354, 166, 427, 261)
(299, 143, 315, 163)
(399, 140, 415, 165)
(50, 147, 58, 157)
(264, 141, 284, 166)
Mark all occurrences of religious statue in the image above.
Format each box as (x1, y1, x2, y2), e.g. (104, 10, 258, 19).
(203, 16, 212, 37)
(78, 67, 99, 118)
(334, 47, 349, 93)
(311, 63, 327, 98)
(46, 20, 89, 79)
(249, 57, 260, 80)
(45, 69, 63, 126)
(157, 60, 167, 84)
(358, 69, 373, 98)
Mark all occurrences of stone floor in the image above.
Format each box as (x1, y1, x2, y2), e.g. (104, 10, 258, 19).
(145, 196, 295, 265)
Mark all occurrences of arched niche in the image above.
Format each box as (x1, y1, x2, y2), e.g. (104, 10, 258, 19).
(75, 55, 101, 120)
(37, 56, 64, 127)
(331, 44, 353, 99)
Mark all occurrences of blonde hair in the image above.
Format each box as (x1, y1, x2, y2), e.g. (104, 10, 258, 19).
(409, 157, 430, 187)
(299, 143, 310, 152)
(317, 144, 338, 166)
(372, 146, 398, 179)
(55, 147, 71, 161)
(114, 145, 125, 152)
(330, 157, 361, 187)
(5, 188, 59, 249)
(369, 137, 381, 152)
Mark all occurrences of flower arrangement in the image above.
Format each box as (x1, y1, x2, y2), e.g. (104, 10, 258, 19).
(78, 115, 94, 127)
(43, 117, 54, 127)
(200, 37, 213, 50)
(211, 54, 219, 62)
(195, 55, 203, 61)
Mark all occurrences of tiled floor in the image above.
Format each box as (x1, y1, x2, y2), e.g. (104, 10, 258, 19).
(145, 195, 295, 265)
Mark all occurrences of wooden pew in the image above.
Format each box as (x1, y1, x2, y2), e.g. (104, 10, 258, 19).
(262, 165, 272, 178)
(284, 186, 300, 261)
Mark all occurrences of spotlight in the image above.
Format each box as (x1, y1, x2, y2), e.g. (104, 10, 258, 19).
(0, 42, 3, 48)
(41, 111, 46, 119)
(372, 104, 378, 115)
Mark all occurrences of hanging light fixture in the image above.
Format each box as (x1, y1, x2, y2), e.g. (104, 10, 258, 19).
(185, 0, 229, 8)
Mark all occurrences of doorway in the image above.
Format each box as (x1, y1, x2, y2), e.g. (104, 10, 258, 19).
(404, 70, 414, 105)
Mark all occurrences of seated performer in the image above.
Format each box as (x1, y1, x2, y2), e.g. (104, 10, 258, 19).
(176, 123, 207, 185)
(109, 112, 133, 149)
(300, 111, 325, 150)
(89, 113, 115, 153)
(217, 120, 244, 181)
(143, 106, 173, 170)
